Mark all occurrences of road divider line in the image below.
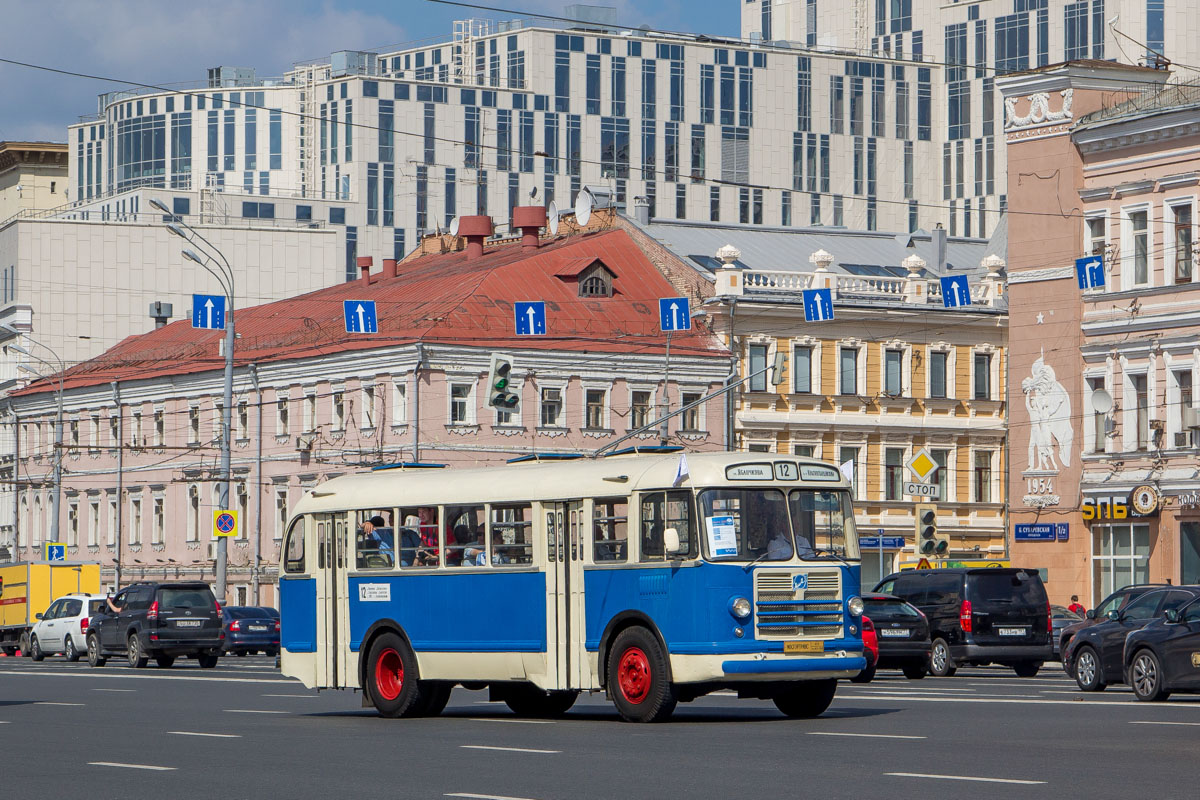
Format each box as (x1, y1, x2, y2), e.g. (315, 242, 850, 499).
(261, 694, 318, 698)
(34, 702, 84, 706)
(446, 793, 543, 800)
(808, 731, 926, 740)
(92, 688, 136, 692)
(885, 772, 1045, 785)
(224, 709, 290, 714)
(0, 669, 294, 685)
(468, 718, 557, 725)
(168, 731, 243, 738)
(461, 745, 560, 754)
(89, 762, 176, 771)
(1130, 720, 1200, 726)
(846, 694, 1150, 708)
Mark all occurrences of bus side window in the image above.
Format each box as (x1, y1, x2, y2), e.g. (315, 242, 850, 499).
(490, 504, 533, 565)
(640, 491, 696, 562)
(446, 505, 485, 566)
(284, 517, 305, 574)
(593, 498, 628, 562)
(354, 508, 395, 570)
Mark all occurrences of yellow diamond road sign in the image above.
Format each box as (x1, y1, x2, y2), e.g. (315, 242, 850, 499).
(905, 448, 938, 482)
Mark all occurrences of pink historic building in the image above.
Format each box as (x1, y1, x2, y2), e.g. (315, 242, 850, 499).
(6, 211, 730, 604)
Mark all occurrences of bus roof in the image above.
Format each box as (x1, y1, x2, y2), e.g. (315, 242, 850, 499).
(291, 452, 850, 515)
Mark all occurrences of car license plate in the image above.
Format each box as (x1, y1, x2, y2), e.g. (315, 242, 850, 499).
(879, 628, 909, 637)
(783, 641, 823, 654)
(175, 620, 202, 628)
(998, 627, 1026, 636)
(248, 625, 268, 632)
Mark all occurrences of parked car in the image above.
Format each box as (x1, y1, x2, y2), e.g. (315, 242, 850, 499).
(1063, 586, 1200, 691)
(1057, 584, 1167, 660)
(28, 594, 108, 662)
(1123, 598, 1200, 701)
(221, 606, 280, 656)
(1050, 605, 1083, 660)
(86, 581, 224, 669)
(850, 615, 879, 683)
(859, 592, 931, 679)
(874, 568, 1052, 677)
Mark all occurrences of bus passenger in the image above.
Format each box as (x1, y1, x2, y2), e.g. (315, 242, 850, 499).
(415, 506, 439, 566)
(398, 516, 422, 566)
(767, 528, 793, 560)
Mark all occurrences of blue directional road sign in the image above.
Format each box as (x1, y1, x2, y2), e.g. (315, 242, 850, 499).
(940, 275, 972, 308)
(1014, 523, 1058, 542)
(514, 301, 547, 336)
(343, 300, 378, 334)
(191, 294, 226, 330)
(859, 536, 906, 549)
(802, 288, 835, 322)
(658, 297, 691, 332)
(1076, 254, 1105, 290)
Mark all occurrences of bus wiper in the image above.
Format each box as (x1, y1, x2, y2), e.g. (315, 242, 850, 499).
(807, 548, 852, 566)
(743, 551, 773, 572)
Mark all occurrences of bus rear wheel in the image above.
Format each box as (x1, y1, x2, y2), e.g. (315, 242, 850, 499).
(607, 627, 676, 723)
(367, 633, 423, 718)
(773, 679, 837, 718)
(504, 685, 579, 718)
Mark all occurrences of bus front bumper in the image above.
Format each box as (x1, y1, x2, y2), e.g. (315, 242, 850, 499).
(671, 651, 866, 683)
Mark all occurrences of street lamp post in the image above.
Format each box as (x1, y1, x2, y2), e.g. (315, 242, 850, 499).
(150, 199, 235, 601)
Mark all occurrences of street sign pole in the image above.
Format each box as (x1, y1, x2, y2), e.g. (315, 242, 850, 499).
(661, 331, 672, 443)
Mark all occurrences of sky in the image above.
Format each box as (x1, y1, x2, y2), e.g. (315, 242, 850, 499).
(0, 0, 738, 143)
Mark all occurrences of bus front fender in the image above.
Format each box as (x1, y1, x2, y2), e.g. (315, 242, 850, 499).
(596, 611, 672, 690)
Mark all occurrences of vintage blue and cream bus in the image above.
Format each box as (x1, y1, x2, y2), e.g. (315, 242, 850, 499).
(278, 451, 864, 722)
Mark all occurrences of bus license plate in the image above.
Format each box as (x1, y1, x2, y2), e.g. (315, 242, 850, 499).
(783, 641, 823, 654)
(998, 627, 1026, 636)
(175, 620, 202, 628)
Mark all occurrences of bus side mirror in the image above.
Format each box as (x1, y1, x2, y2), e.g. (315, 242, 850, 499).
(663, 527, 684, 555)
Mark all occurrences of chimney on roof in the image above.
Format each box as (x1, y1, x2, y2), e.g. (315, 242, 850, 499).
(357, 255, 373, 283)
(458, 215, 494, 259)
(383, 258, 398, 279)
(512, 205, 547, 250)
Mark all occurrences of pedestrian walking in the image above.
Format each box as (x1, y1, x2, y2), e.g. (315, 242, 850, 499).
(1068, 595, 1085, 616)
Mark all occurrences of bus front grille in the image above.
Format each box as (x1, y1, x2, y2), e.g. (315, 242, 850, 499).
(754, 570, 842, 640)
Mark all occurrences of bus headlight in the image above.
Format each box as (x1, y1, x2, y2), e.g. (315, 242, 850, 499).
(730, 597, 752, 620)
(847, 596, 864, 617)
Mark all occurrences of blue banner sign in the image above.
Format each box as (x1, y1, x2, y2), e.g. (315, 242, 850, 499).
(1014, 523, 1068, 542)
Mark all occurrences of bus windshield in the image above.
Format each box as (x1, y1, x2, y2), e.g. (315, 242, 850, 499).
(698, 488, 858, 562)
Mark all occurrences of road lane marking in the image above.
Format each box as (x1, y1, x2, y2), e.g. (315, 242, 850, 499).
(468, 718, 557, 725)
(1131, 721, 1200, 726)
(92, 688, 136, 692)
(89, 762, 176, 771)
(473, 700, 505, 705)
(808, 732, 926, 740)
(844, 695, 1169, 708)
(0, 669, 293, 685)
(461, 745, 560, 754)
(34, 702, 84, 706)
(168, 731, 243, 738)
(853, 686, 977, 693)
(261, 694, 318, 698)
(224, 709, 289, 714)
(446, 794, 544, 800)
(886, 772, 1045, 785)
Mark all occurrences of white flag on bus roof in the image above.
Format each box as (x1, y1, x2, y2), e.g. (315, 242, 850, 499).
(673, 454, 691, 487)
(839, 459, 855, 484)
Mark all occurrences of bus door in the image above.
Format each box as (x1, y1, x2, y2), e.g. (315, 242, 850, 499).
(545, 501, 587, 690)
(313, 513, 350, 689)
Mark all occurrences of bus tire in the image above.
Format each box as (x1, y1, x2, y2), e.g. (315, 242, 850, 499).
(414, 681, 453, 717)
(607, 627, 677, 723)
(773, 679, 837, 718)
(366, 632, 422, 718)
(504, 685, 579, 718)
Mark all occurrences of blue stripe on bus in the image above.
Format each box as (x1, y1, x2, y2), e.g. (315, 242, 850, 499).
(722, 656, 866, 674)
(279, 577, 317, 653)
(347, 571, 547, 653)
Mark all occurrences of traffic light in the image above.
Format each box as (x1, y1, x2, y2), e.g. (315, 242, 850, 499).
(770, 352, 787, 386)
(915, 503, 948, 556)
(487, 353, 520, 411)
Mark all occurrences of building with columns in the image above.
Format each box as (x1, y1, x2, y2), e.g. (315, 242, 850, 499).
(0, 141, 68, 222)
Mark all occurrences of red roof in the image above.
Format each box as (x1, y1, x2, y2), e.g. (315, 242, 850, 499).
(18, 229, 725, 396)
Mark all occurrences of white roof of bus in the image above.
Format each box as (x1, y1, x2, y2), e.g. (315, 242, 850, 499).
(291, 452, 849, 514)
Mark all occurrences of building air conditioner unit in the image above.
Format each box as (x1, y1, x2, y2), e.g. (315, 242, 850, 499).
(295, 434, 315, 451)
(1175, 431, 1193, 448)
(1182, 405, 1200, 430)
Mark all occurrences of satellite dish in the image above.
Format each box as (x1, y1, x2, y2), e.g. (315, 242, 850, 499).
(574, 190, 593, 227)
(1090, 388, 1114, 414)
(548, 201, 560, 236)
(449, 217, 460, 237)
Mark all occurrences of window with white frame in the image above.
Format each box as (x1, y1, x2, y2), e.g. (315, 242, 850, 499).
(1131, 373, 1149, 450)
(67, 501, 79, 547)
(129, 495, 142, 545)
(69, 418, 80, 451)
(276, 395, 290, 436)
(931, 448, 950, 501)
(89, 413, 100, 451)
(973, 352, 992, 400)
(793, 345, 813, 393)
(131, 411, 143, 448)
(1087, 376, 1107, 453)
(541, 386, 564, 427)
(631, 390, 652, 429)
(189, 405, 200, 445)
(153, 408, 164, 446)
(884, 447, 904, 500)
(747, 442, 772, 453)
(680, 392, 702, 431)
(304, 391, 317, 432)
(360, 383, 376, 428)
(1175, 370, 1194, 448)
(974, 451, 993, 503)
(748, 343, 768, 392)
(839, 445, 861, 499)
(585, 389, 606, 429)
(1127, 207, 1149, 287)
(1171, 202, 1194, 283)
(212, 401, 223, 441)
(187, 484, 200, 542)
(106, 493, 117, 547)
(929, 348, 949, 399)
(449, 383, 473, 425)
(1086, 213, 1106, 256)
(793, 443, 815, 457)
(839, 346, 859, 395)
(332, 390, 345, 431)
(884, 349, 903, 396)
(391, 381, 407, 426)
(237, 483, 248, 540)
(275, 487, 289, 541)
(237, 401, 249, 440)
(152, 494, 165, 545)
(88, 499, 100, 547)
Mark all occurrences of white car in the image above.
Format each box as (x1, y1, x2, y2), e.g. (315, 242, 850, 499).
(29, 594, 109, 662)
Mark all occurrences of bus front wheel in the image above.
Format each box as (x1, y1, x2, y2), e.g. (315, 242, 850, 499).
(367, 633, 422, 718)
(773, 679, 837, 719)
(607, 627, 677, 723)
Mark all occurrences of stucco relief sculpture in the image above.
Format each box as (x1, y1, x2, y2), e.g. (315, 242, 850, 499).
(1021, 351, 1073, 507)
(1004, 88, 1073, 130)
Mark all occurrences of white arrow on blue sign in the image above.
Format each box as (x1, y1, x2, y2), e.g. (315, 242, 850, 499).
(658, 297, 691, 332)
(343, 300, 378, 334)
(939, 275, 972, 308)
(1075, 254, 1105, 290)
(802, 288, 834, 322)
(514, 301, 547, 336)
(191, 294, 226, 330)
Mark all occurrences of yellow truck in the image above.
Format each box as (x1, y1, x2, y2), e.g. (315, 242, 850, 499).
(0, 561, 101, 654)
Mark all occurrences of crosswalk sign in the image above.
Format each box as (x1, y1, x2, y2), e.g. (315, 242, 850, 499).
(44, 542, 66, 562)
(213, 510, 239, 538)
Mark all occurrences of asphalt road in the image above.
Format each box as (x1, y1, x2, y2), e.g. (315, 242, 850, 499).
(1, 655, 1197, 800)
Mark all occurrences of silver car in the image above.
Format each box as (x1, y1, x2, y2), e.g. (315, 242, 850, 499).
(29, 594, 109, 662)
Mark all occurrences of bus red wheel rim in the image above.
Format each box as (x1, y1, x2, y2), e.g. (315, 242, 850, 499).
(375, 647, 404, 701)
(617, 646, 651, 704)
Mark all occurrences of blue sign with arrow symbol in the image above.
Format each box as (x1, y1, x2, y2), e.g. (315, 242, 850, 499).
(343, 300, 378, 334)
(1076, 254, 1105, 290)
(658, 297, 691, 332)
(514, 301, 547, 336)
(802, 288, 834, 322)
(940, 275, 972, 308)
(192, 294, 226, 330)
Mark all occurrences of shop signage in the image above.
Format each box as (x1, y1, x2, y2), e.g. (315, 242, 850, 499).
(1131, 485, 1161, 516)
(1082, 489, 1160, 522)
(1175, 491, 1200, 510)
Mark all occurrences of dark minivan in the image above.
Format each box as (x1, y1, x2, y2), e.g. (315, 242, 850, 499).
(87, 581, 224, 669)
(874, 568, 1052, 677)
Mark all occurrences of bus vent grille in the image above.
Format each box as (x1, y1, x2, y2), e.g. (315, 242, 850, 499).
(754, 570, 842, 640)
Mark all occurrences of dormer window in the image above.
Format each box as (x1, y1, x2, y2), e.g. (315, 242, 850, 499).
(555, 257, 616, 298)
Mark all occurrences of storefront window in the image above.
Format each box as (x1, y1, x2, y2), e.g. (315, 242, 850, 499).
(1091, 522, 1151, 605)
(1181, 521, 1200, 585)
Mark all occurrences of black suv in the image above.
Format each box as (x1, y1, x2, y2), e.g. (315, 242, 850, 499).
(874, 568, 1052, 677)
(86, 581, 224, 669)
